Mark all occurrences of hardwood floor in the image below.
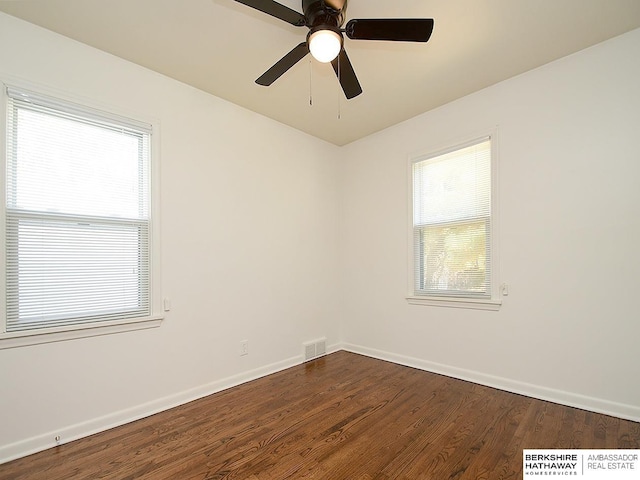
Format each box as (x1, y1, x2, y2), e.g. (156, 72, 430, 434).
(1, 351, 638, 479)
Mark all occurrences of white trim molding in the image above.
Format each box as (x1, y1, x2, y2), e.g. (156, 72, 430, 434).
(0, 343, 342, 465)
(341, 343, 640, 423)
(0, 316, 164, 350)
(406, 295, 502, 311)
(407, 128, 501, 309)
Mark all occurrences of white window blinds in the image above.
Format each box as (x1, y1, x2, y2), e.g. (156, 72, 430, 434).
(412, 137, 492, 297)
(5, 86, 152, 332)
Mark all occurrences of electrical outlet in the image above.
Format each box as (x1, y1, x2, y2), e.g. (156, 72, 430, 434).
(240, 340, 249, 356)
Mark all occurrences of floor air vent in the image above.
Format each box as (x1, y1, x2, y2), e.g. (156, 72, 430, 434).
(303, 338, 327, 361)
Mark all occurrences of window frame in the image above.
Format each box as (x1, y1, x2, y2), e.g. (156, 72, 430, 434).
(0, 81, 163, 349)
(406, 131, 501, 310)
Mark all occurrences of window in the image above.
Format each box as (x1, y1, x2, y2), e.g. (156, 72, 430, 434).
(408, 135, 500, 309)
(2, 85, 161, 343)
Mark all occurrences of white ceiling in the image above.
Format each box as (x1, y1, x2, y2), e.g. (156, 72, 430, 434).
(2, 0, 640, 145)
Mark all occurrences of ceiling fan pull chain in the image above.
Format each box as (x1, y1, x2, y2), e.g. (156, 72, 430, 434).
(337, 55, 341, 120)
(309, 57, 313, 106)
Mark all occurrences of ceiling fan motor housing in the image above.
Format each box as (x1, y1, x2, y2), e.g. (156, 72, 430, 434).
(302, 0, 346, 28)
(235, 0, 433, 99)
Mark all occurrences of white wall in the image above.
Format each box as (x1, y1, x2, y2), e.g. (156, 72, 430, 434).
(1, 10, 639, 465)
(0, 12, 342, 462)
(340, 28, 640, 421)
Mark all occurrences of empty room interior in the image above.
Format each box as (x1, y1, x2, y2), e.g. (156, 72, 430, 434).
(0, 0, 639, 478)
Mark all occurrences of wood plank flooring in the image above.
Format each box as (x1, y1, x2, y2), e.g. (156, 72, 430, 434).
(1, 351, 638, 479)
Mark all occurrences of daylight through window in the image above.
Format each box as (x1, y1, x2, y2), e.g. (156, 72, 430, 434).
(4, 86, 153, 333)
(412, 137, 493, 299)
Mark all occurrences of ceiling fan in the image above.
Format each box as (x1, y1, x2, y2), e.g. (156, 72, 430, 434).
(234, 0, 434, 99)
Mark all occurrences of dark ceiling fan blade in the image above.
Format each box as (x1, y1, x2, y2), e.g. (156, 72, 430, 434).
(256, 42, 309, 86)
(331, 48, 362, 99)
(234, 0, 306, 27)
(345, 18, 434, 42)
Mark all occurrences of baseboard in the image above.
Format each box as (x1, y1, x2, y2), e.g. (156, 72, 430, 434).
(341, 343, 640, 423)
(0, 348, 336, 465)
(3, 342, 635, 465)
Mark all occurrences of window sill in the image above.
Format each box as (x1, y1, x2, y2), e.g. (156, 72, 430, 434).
(0, 316, 164, 350)
(406, 295, 502, 311)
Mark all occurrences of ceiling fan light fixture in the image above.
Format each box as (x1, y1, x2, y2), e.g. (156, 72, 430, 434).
(308, 28, 342, 63)
(237, 0, 434, 100)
